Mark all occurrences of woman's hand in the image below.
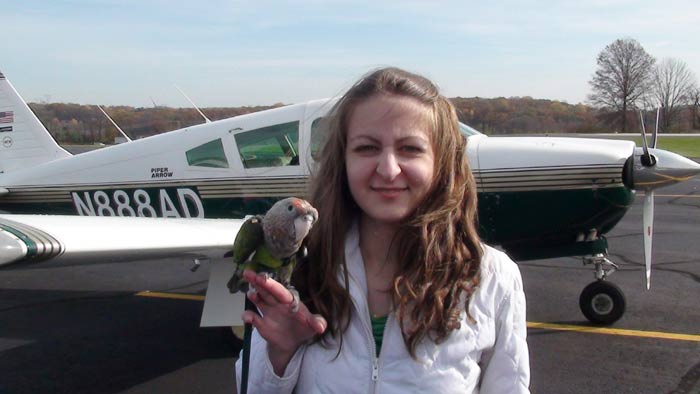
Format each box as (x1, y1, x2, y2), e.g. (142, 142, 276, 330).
(241, 269, 327, 375)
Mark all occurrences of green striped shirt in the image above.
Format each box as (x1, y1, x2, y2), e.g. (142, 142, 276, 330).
(370, 315, 388, 356)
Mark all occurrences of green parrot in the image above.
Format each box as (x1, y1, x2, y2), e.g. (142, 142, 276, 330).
(229, 197, 318, 394)
(227, 196, 318, 310)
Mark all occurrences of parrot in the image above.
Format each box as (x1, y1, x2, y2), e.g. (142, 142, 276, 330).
(227, 197, 318, 394)
(227, 196, 318, 307)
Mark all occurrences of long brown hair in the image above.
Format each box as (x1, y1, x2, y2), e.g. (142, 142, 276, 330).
(294, 67, 482, 357)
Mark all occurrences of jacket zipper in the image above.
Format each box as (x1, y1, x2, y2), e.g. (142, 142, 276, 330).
(369, 317, 379, 394)
(373, 313, 394, 393)
(346, 273, 381, 391)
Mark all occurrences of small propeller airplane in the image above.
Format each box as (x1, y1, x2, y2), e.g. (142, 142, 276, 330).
(0, 69, 699, 326)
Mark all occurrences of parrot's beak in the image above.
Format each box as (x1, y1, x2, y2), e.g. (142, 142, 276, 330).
(307, 207, 319, 226)
(294, 214, 316, 242)
(293, 200, 318, 225)
(301, 213, 315, 226)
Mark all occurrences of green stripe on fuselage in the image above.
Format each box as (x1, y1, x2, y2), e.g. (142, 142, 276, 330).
(1, 186, 634, 234)
(0, 182, 635, 262)
(479, 186, 634, 260)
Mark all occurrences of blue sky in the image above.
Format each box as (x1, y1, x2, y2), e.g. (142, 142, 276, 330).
(3, 0, 699, 107)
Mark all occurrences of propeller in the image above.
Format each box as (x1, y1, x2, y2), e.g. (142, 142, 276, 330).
(629, 108, 700, 288)
(638, 109, 660, 289)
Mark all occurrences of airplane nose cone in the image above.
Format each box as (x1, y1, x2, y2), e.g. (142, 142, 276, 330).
(0, 230, 27, 266)
(630, 147, 700, 190)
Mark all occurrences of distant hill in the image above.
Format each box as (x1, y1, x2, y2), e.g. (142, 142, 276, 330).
(452, 97, 603, 134)
(28, 98, 698, 144)
(28, 102, 283, 144)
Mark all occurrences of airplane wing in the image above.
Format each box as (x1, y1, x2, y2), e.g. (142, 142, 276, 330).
(0, 214, 241, 266)
(0, 214, 245, 327)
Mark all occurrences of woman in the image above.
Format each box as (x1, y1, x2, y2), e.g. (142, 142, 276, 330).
(236, 67, 530, 393)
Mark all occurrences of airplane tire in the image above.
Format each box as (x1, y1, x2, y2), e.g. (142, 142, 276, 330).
(579, 281, 626, 325)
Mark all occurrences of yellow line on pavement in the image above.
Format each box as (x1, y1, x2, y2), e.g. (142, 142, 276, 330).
(135, 291, 205, 301)
(639, 193, 700, 198)
(134, 292, 700, 342)
(527, 321, 700, 342)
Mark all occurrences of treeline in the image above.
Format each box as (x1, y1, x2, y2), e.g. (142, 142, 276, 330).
(28, 97, 700, 144)
(452, 97, 604, 134)
(29, 102, 283, 144)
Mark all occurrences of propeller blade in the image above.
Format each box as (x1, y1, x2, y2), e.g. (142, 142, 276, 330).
(639, 111, 649, 153)
(652, 107, 660, 149)
(639, 111, 654, 166)
(643, 191, 654, 289)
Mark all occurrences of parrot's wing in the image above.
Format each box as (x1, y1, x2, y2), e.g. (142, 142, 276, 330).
(251, 246, 283, 269)
(232, 215, 265, 265)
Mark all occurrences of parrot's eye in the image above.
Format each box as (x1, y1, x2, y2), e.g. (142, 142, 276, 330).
(287, 205, 293, 211)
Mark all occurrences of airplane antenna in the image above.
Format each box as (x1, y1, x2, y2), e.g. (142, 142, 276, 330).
(174, 85, 211, 123)
(96, 105, 132, 142)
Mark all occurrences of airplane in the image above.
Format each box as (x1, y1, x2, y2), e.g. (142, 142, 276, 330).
(1, 68, 699, 327)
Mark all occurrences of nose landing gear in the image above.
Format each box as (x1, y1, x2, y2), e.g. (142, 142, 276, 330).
(580, 254, 626, 325)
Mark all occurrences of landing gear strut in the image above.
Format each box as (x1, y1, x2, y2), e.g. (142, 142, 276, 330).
(580, 254, 626, 325)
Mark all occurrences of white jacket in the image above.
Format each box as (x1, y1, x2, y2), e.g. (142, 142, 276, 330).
(236, 224, 530, 393)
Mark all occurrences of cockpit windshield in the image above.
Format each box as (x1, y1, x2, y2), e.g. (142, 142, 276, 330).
(459, 122, 482, 136)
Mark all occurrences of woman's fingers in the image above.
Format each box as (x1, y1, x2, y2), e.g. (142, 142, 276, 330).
(240, 269, 326, 345)
(242, 269, 296, 306)
(243, 310, 279, 338)
(307, 314, 328, 335)
(248, 285, 279, 307)
(241, 309, 259, 325)
(246, 280, 295, 314)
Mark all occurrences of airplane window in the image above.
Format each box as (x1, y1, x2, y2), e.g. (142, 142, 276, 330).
(310, 117, 331, 161)
(186, 138, 230, 168)
(235, 121, 300, 168)
(459, 122, 482, 136)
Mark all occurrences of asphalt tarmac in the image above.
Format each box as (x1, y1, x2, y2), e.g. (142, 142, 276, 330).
(1, 179, 699, 394)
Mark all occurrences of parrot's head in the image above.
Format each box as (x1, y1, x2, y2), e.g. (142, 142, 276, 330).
(263, 197, 318, 258)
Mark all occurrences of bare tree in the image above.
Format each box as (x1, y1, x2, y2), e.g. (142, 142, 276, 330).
(647, 58, 698, 132)
(691, 86, 700, 130)
(588, 38, 655, 132)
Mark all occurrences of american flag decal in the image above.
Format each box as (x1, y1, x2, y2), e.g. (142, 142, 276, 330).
(0, 111, 14, 124)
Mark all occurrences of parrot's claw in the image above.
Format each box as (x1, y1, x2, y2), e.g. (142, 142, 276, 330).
(247, 284, 257, 296)
(288, 287, 300, 313)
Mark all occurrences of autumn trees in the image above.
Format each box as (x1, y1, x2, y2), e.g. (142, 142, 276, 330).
(28, 103, 279, 144)
(589, 38, 699, 132)
(452, 96, 600, 134)
(23, 42, 699, 144)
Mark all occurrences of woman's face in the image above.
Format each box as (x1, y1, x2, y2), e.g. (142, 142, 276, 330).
(345, 94, 435, 225)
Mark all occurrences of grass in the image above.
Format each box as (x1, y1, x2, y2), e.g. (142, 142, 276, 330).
(590, 135, 700, 158)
